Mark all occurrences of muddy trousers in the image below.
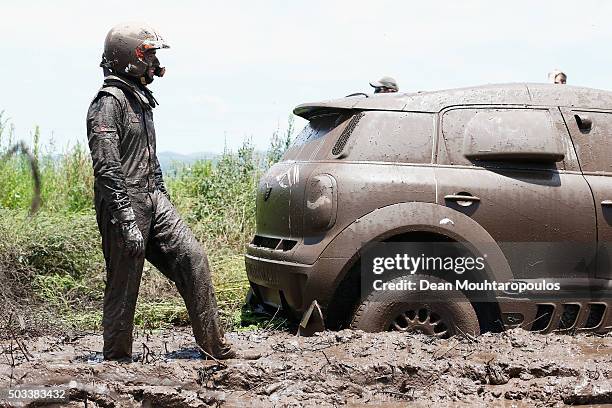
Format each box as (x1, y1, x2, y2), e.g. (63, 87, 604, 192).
(95, 189, 232, 360)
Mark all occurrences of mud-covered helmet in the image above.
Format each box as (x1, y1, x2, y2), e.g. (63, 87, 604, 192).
(101, 22, 170, 83)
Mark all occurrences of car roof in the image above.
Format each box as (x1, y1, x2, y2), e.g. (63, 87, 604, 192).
(293, 83, 612, 119)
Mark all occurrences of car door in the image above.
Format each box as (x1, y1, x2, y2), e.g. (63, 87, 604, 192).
(560, 108, 612, 280)
(435, 106, 596, 280)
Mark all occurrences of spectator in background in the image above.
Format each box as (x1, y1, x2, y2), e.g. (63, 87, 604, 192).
(549, 69, 567, 84)
(370, 76, 399, 93)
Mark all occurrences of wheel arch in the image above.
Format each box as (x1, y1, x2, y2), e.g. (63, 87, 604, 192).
(307, 202, 510, 331)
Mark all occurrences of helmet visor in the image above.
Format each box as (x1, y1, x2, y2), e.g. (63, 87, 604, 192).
(142, 38, 170, 50)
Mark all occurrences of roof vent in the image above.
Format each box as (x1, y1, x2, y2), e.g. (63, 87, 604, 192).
(332, 112, 364, 157)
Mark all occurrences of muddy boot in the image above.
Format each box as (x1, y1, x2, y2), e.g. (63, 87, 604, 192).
(202, 338, 260, 361)
(210, 344, 236, 360)
(209, 344, 261, 361)
(103, 355, 135, 364)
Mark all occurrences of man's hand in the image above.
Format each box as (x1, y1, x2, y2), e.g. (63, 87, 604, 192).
(120, 221, 144, 257)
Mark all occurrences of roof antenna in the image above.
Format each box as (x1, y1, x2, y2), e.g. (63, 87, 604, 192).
(345, 92, 369, 98)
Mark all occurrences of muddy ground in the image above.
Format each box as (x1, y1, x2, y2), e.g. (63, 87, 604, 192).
(0, 328, 611, 407)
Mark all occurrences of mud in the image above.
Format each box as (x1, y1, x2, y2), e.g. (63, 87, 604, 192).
(1, 328, 611, 407)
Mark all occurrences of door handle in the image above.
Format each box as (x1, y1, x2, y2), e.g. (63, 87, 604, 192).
(444, 194, 480, 207)
(601, 200, 612, 206)
(445, 194, 481, 202)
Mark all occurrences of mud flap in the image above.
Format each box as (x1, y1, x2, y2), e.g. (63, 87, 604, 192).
(298, 300, 325, 337)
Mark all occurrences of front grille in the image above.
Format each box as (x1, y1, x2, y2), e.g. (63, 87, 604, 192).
(584, 303, 606, 329)
(531, 304, 554, 331)
(251, 235, 297, 251)
(278, 239, 297, 251)
(252, 235, 281, 249)
(559, 304, 580, 330)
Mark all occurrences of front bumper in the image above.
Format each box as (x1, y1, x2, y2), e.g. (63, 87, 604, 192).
(245, 251, 348, 318)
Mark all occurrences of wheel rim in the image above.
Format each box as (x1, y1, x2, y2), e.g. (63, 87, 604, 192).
(389, 307, 451, 338)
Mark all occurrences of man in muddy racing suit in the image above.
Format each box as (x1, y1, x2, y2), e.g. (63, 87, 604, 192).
(86, 23, 235, 361)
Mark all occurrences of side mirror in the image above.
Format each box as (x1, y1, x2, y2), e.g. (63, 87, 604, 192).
(462, 110, 565, 163)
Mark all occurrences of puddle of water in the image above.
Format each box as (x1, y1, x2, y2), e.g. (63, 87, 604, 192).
(164, 347, 203, 360)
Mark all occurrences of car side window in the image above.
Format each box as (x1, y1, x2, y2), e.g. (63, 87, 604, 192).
(291, 113, 348, 147)
(439, 107, 565, 170)
(563, 110, 612, 174)
(346, 111, 434, 164)
(284, 112, 352, 161)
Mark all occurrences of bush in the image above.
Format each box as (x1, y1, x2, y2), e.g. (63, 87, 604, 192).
(169, 140, 263, 251)
(0, 112, 94, 213)
(0, 111, 295, 332)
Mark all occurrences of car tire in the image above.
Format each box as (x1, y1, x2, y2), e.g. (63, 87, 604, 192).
(350, 275, 480, 338)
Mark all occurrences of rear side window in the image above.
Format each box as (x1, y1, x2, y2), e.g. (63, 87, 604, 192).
(439, 108, 563, 167)
(291, 113, 347, 147)
(343, 111, 434, 163)
(283, 112, 350, 160)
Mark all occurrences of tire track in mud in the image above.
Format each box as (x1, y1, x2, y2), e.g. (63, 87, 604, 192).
(0, 328, 611, 407)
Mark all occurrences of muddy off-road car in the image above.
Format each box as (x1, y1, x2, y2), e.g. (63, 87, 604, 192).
(246, 83, 612, 337)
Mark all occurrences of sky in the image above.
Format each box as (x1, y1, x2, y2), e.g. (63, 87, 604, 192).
(2, 0, 612, 154)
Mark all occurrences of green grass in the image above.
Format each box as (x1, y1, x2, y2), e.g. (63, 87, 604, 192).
(0, 110, 295, 333)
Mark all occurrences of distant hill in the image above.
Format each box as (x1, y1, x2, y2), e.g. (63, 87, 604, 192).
(157, 151, 220, 172)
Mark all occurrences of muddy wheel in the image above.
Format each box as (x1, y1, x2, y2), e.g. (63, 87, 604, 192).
(350, 275, 480, 338)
